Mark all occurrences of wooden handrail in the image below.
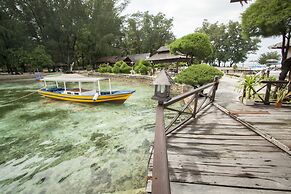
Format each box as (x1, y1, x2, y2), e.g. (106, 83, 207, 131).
(164, 82, 214, 106)
(261, 80, 289, 84)
(151, 78, 220, 194)
(245, 80, 290, 105)
(152, 105, 171, 194)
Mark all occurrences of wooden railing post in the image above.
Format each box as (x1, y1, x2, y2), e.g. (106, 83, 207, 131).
(192, 93, 199, 117)
(264, 82, 271, 105)
(152, 105, 171, 194)
(211, 76, 219, 102)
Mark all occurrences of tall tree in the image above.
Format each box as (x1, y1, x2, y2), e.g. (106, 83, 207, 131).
(197, 20, 260, 67)
(0, 0, 127, 71)
(225, 21, 260, 66)
(196, 20, 228, 66)
(169, 32, 212, 64)
(242, 0, 291, 79)
(122, 11, 175, 54)
(0, 1, 31, 74)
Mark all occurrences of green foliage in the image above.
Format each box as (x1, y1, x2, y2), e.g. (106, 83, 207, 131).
(242, 0, 291, 38)
(175, 64, 224, 86)
(120, 63, 131, 74)
(196, 20, 261, 66)
(263, 75, 277, 81)
(98, 64, 112, 73)
(170, 33, 212, 62)
(258, 51, 280, 65)
(242, 0, 290, 71)
(154, 63, 166, 69)
(233, 64, 238, 70)
(0, 1, 176, 72)
(122, 11, 175, 54)
(239, 75, 260, 99)
(276, 85, 291, 103)
(134, 60, 151, 75)
(0, 0, 127, 71)
(112, 61, 131, 74)
(28, 45, 53, 69)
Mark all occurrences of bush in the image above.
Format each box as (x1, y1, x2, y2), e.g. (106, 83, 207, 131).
(112, 61, 131, 74)
(134, 60, 151, 75)
(120, 63, 131, 74)
(232, 64, 238, 70)
(98, 64, 112, 73)
(175, 64, 224, 86)
(112, 65, 120, 74)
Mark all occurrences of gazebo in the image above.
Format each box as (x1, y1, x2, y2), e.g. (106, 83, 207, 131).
(146, 46, 189, 64)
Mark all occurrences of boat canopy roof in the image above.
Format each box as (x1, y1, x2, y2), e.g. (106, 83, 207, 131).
(42, 74, 109, 83)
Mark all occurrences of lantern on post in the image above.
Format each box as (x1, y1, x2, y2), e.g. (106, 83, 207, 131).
(152, 70, 172, 104)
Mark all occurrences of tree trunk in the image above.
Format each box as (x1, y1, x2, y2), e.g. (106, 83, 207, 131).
(279, 32, 291, 80)
(21, 64, 26, 73)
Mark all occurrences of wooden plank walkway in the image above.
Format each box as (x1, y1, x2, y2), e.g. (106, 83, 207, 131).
(215, 76, 291, 153)
(229, 106, 291, 151)
(146, 105, 291, 193)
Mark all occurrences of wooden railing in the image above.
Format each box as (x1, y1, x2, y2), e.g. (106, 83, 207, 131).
(242, 80, 289, 105)
(151, 77, 219, 194)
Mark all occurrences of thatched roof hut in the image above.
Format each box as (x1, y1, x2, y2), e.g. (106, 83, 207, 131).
(146, 46, 189, 64)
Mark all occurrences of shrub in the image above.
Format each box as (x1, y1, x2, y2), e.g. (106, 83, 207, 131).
(175, 64, 224, 86)
(238, 75, 260, 99)
(112, 61, 131, 74)
(154, 63, 166, 69)
(134, 60, 151, 75)
(139, 65, 150, 75)
(98, 64, 112, 73)
(120, 63, 131, 74)
(232, 64, 238, 70)
(112, 65, 120, 74)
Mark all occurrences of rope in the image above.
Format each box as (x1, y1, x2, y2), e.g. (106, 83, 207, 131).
(0, 89, 41, 107)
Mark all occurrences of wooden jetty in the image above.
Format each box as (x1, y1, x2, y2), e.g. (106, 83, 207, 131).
(147, 76, 291, 194)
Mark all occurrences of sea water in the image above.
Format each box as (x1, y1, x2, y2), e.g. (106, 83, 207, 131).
(0, 79, 155, 194)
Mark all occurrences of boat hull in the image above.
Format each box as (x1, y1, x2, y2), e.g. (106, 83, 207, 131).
(38, 90, 134, 104)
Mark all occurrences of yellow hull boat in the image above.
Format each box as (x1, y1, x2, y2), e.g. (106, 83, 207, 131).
(38, 75, 135, 104)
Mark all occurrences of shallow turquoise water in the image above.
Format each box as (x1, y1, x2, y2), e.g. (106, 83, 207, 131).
(0, 79, 155, 194)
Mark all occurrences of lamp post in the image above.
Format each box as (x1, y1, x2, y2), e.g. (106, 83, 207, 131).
(151, 69, 171, 194)
(152, 70, 172, 105)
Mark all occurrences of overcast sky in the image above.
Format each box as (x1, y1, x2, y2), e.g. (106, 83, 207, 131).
(123, 0, 281, 64)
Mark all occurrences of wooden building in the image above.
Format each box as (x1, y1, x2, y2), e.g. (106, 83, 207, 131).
(146, 46, 189, 64)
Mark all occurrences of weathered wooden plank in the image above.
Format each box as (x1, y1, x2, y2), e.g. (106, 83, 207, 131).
(213, 103, 291, 155)
(166, 153, 291, 167)
(149, 159, 291, 172)
(172, 130, 256, 136)
(166, 161, 291, 177)
(167, 142, 279, 152)
(173, 127, 256, 135)
(167, 137, 272, 146)
(169, 168, 291, 191)
(170, 182, 290, 194)
(169, 134, 263, 139)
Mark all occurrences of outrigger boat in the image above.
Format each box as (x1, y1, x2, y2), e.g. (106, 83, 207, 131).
(38, 75, 135, 104)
